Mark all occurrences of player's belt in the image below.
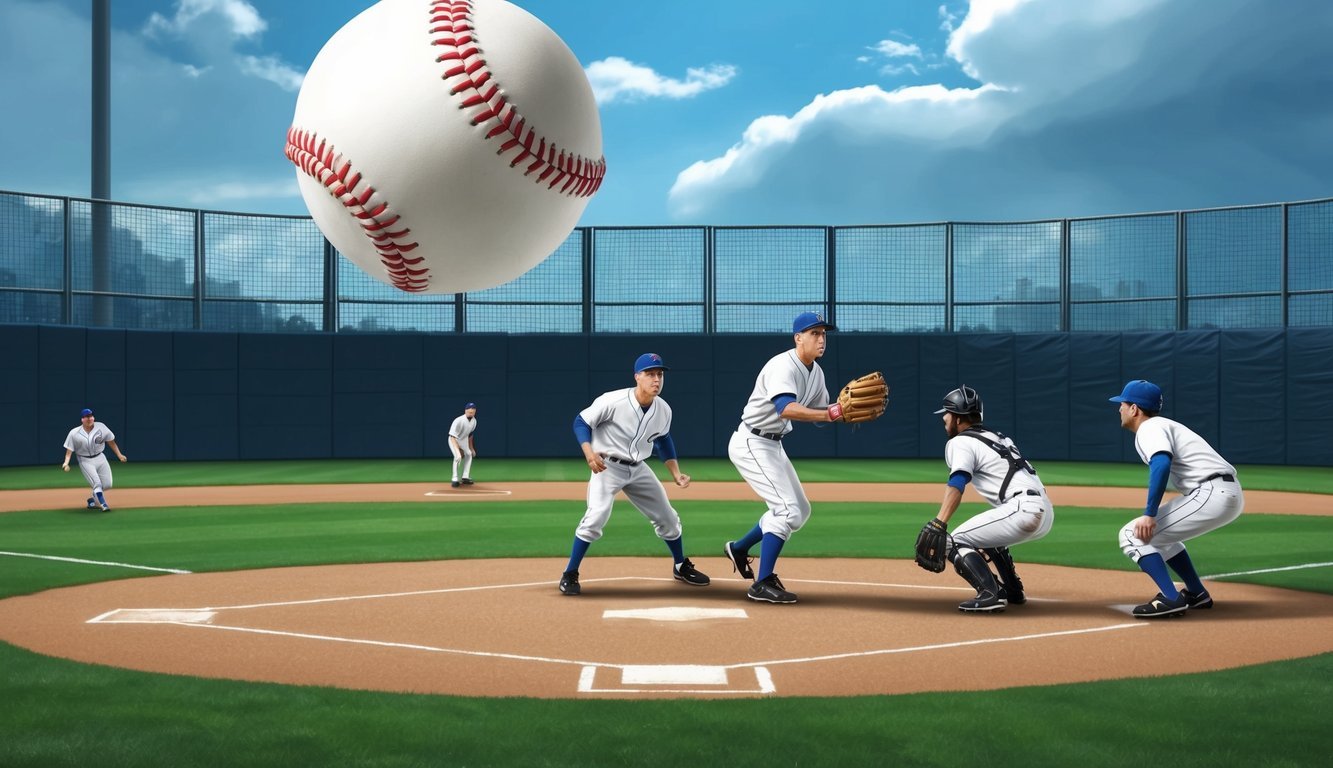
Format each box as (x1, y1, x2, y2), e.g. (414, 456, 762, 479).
(1202, 473, 1235, 484)
(743, 424, 783, 441)
(79, 453, 103, 458)
(605, 456, 639, 467)
(1007, 489, 1042, 499)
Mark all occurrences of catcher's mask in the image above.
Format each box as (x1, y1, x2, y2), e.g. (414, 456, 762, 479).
(934, 385, 983, 421)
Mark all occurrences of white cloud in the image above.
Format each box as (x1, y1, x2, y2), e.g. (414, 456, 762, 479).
(872, 39, 923, 59)
(585, 56, 736, 104)
(668, 0, 1330, 224)
(239, 55, 303, 92)
(144, 0, 266, 40)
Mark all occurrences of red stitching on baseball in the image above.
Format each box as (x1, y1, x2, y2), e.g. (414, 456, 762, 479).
(284, 127, 430, 293)
(429, 0, 605, 196)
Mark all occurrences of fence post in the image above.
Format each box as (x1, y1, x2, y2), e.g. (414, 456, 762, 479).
(193, 210, 204, 329)
(1176, 211, 1187, 330)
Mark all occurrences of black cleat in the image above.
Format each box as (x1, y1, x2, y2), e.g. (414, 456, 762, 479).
(451, 481, 461, 488)
(86, 497, 98, 509)
(461, 478, 474, 485)
(559, 570, 581, 596)
(1132, 592, 1188, 618)
(673, 558, 710, 586)
(747, 573, 797, 604)
(724, 541, 755, 580)
(1180, 587, 1213, 610)
(959, 589, 1007, 613)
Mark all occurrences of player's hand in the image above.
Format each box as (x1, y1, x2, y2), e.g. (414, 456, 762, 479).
(587, 454, 606, 473)
(1133, 515, 1156, 542)
(61, 464, 69, 472)
(118, 455, 127, 463)
(674, 473, 691, 488)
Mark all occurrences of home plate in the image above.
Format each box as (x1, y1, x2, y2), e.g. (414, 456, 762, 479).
(603, 607, 748, 622)
(89, 609, 216, 624)
(623, 665, 729, 685)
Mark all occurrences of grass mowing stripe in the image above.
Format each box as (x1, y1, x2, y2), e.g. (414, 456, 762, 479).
(4, 457, 1332, 491)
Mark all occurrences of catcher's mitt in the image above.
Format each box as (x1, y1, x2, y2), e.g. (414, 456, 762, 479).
(914, 518, 950, 573)
(830, 371, 889, 424)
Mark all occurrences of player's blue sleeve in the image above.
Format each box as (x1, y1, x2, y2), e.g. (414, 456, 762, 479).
(572, 414, 593, 445)
(654, 434, 678, 462)
(771, 394, 798, 415)
(1144, 451, 1172, 516)
(947, 470, 972, 492)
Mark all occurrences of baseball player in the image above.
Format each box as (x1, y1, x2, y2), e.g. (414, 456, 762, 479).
(448, 402, 478, 488)
(1111, 379, 1245, 618)
(559, 353, 710, 595)
(60, 408, 127, 511)
(928, 386, 1054, 612)
(722, 312, 847, 604)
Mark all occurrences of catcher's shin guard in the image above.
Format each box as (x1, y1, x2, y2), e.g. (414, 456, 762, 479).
(953, 550, 1005, 612)
(982, 546, 1025, 605)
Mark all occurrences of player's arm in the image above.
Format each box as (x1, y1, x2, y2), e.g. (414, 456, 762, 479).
(573, 414, 605, 473)
(61, 448, 72, 471)
(654, 435, 689, 487)
(107, 439, 127, 462)
(772, 394, 839, 423)
(1134, 452, 1173, 541)
(468, 435, 476, 457)
(935, 471, 969, 525)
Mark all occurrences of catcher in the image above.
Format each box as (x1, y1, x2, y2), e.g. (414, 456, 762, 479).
(913, 386, 1053, 612)
(722, 312, 888, 604)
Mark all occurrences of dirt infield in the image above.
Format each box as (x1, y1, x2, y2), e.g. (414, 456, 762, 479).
(1, 481, 1330, 699)
(3, 557, 1332, 699)
(2, 481, 1329, 514)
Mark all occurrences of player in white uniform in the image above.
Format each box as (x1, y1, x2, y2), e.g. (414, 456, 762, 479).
(448, 403, 478, 488)
(929, 386, 1054, 612)
(558, 353, 710, 595)
(61, 408, 127, 511)
(1111, 380, 1244, 618)
(723, 312, 851, 604)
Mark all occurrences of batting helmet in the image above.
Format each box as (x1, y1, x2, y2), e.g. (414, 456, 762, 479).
(933, 385, 983, 420)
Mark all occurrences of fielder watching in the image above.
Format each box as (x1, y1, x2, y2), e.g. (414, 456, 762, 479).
(558, 353, 710, 596)
(448, 402, 478, 488)
(1110, 379, 1244, 618)
(915, 386, 1053, 612)
(61, 407, 127, 512)
(723, 311, 844, 605)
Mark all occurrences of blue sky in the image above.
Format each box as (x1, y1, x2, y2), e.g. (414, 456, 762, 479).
(1, 0, 1330, 226)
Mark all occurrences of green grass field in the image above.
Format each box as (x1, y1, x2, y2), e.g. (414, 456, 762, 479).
(1, 460, 1331, 767)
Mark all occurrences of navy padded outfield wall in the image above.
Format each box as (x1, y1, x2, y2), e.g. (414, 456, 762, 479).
(0, 325, 1328, 467)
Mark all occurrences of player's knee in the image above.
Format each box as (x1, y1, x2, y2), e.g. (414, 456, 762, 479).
(1118, 525, 1143, 561)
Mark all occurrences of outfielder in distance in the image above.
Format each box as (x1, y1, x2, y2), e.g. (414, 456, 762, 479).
(723, 312, 888, 604)
(558, 353, 710, 596)
(1111, 379, 1245, 618)
(913, 386, 1053, 612)
(448, 402, 478, 488)
(61, 408, 127, 512)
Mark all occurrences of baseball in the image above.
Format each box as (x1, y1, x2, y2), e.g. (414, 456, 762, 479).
(286, 0, 605, 294)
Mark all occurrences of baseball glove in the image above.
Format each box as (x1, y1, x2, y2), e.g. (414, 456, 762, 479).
(832, 371, 889, 424)
(914, 518, 950, 573)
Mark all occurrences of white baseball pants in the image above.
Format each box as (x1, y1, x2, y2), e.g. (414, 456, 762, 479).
(77, 453, 113, 495)
(952, 492, 1054, 553)
(574, 461, 682, 543)
(450, 442, 473, 482)
(1119, 478, 1244, 562)
(728, 427, 811, 541)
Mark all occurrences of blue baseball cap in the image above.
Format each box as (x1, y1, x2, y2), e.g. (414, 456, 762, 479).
(464, 402, 476, 409)
(634, 352, 669, 373)
(1109, 380, 1163, 411)
(79, 408, 94, 417)
(793, 311, 835, 334)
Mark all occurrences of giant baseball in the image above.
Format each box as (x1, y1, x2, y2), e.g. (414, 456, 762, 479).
(286, 0, 605, 294)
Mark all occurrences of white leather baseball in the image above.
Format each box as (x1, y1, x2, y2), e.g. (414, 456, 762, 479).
(286, 0, 604, 294)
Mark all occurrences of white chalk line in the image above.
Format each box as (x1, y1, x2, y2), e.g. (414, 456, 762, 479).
(725, 623, 1150, 669)
(1205, 561, 1333, 580)
(184, 576, 659, 611)
(0, 550, 190, 574)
